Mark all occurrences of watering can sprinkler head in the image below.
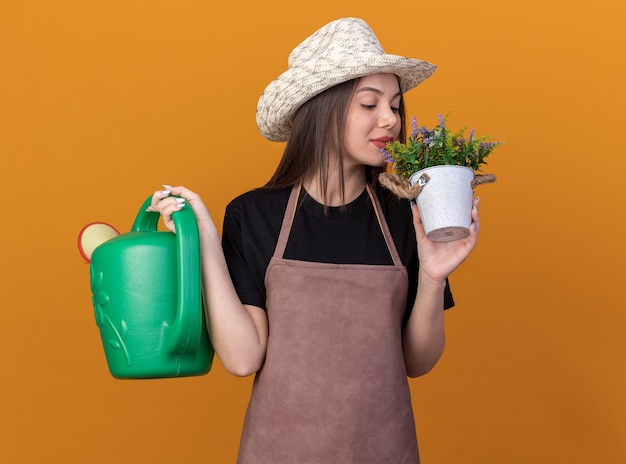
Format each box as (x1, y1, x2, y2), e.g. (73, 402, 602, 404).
(77, 222, 120, 263)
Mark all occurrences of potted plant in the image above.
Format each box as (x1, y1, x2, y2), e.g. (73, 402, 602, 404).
(379, 113, 503, 242)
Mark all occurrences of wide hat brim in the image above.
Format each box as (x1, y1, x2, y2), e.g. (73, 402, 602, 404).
(256, 53, 436, 142)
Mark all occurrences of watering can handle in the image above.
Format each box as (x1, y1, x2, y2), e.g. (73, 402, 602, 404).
(132, 196, 203, 356)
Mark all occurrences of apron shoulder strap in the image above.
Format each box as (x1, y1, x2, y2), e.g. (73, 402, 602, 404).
(272, 183, 301, 259)
(366, 184, 404, 267)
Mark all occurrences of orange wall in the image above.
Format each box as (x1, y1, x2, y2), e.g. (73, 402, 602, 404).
(1, 1, 625, 462)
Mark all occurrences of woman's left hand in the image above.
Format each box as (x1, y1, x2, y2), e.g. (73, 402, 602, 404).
(411, 197, 480, 283)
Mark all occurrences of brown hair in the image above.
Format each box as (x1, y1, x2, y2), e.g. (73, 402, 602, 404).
(264, 77, 407, 206)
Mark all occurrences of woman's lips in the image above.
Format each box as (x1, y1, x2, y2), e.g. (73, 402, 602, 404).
(370, 137, 394, 148)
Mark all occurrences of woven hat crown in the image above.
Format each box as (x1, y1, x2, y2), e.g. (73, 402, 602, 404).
(287, 18, 385, 67)
(257, 18, 436, 142)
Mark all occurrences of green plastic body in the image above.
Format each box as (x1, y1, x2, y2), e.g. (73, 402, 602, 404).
(90, 196, 213, 379)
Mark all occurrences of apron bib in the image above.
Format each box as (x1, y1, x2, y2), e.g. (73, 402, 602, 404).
(237, 184, 419, 463)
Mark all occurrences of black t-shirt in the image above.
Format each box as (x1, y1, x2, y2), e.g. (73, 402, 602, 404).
(222, 185, 454, 326)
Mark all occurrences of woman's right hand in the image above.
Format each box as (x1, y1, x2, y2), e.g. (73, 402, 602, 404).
(147, 184, 213, 234)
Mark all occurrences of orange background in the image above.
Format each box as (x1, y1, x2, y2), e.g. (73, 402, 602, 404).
(1, 1, 625, 462)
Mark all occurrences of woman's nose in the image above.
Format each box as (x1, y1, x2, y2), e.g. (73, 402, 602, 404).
(378, 108, 398, 129)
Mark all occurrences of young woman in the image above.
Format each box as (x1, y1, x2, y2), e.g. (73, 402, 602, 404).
(149, 17, 480, 464)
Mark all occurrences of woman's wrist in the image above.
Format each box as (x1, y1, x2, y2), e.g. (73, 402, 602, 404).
(417, 269, 447, 291)
(195, 216, 220, 242)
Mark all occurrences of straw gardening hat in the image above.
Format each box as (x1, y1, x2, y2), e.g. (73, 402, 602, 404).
(256, 17, 437, 142)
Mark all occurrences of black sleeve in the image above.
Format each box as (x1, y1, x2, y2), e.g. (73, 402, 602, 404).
(222, 196, 269, 310)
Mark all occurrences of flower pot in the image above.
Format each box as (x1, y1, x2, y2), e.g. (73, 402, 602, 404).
(409, 165, 475, 242)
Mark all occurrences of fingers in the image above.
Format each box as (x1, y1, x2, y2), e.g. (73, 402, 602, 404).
(146, 185, 175, 212)
(469, 196, 480, 236)
(144, 184, 192, 234)
(160, 197, 187, 218)
(148, 184, 197, 210)
(166, 185, 201, 202)
(410, 200, 427, 241)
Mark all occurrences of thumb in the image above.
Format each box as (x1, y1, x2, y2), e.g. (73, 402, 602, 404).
(410, 201, 427, 241)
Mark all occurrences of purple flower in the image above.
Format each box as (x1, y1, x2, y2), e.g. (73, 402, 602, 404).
(380, 147, 394, 163)
(410, 116, 418, 138)
(437, 113, 445, 127)
(469, 128, 475, 141)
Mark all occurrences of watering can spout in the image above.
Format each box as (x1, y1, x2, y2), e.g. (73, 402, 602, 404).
(78, 222, 120, 263)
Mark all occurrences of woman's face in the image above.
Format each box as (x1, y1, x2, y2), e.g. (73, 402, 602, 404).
(342, 73, 402, 170)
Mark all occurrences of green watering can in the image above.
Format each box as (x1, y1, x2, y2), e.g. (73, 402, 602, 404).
(88, 196, 213, 379)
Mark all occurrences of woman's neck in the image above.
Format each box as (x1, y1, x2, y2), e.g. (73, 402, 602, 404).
(304, 166, 367, 207)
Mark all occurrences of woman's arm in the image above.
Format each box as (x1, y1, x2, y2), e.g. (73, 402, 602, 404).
(148, 186, 268, 377)
(402, 197, 480, 377)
